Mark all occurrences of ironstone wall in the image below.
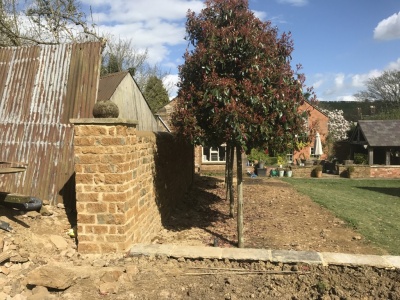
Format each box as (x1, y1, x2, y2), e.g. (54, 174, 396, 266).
(71, 118, 194, 254)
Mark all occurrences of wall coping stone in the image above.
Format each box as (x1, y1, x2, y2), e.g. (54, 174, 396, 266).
(70, 118, 138, 126)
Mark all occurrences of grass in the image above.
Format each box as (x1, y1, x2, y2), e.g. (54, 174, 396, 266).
(281, 178, 400, 255)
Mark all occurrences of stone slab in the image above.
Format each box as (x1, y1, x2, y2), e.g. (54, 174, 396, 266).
(382, 255, 400, 268)
(221, 248, 271, 261)
(271, 250, 322, 264)
(130, 244, 173, 257)
(130, 244, 400, 270)
(168, 245, 223, 260)
(321, 252, 393, 268)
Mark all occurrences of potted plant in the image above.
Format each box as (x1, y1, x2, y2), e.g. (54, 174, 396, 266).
(313, 165, 323, 178)
(347, 166, 355, 178)
(247, 148, 269, 169)
(285, 166, 293, 178)
(278, 167, 285, 177)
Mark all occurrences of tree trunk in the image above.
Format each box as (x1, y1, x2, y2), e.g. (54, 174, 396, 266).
(229, 146, 235, 218)
(236, 146, 244, 248)
(225, 145, 230, 201)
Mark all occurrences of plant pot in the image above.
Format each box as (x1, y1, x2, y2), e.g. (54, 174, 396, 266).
(279, 170, 284, 177)
(286, 170, 292, 177)
(316, 170, 322, 178)
(258, 162, 265, 169)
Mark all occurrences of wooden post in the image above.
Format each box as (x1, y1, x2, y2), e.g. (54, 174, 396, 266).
(368, 147, 374, 165)
(386, 150, 391, 165)
(236, 146, 244, 248)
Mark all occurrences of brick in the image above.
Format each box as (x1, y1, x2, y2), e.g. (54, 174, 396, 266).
(76, 234, 94, 242)
(101, 154, 126, 164)
(77, 214, 95, 224)
(78, 243, 100, 254)
(82, 165, 99, 173)
(107, 126, 117, 136)
(99, 213, 125, 225)
(104, 173, 129, 185)
(109, 202, 125, 214)
(96, 235, 106, 242)
(74, 136, 96, 146)
(103, 193, 127, 202)
(100, 243, 119, 253)
(108, 226, 117, 234)
(86, 202, 108, 214)
(106, 235, 125, 242)
(79, 125, 108, 136)
(75, 154, 101, 165)
(75, 173, 94, 184)
(93, 185, 116, 193)
(80, 146, 108, 155)
(116, 126, 127, 136)
(76, 203, 86, 212)
(76, 192, 100, 203)
(99, 137, 126, 146)
(94, 174, 106, 184)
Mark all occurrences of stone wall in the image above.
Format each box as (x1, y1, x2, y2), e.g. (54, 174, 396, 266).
(337, 165, 400, 179)
(369, 166, 400, 178)
(71, 118, 194, 254)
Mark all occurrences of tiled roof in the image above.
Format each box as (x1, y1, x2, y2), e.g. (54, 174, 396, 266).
(359, 120, 400, 147)
(97, 71, 128, 101)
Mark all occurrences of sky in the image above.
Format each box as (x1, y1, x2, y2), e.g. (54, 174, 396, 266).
(81, 0, 400, 101)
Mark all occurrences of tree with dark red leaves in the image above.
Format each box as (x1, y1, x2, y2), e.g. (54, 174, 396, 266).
(172, 0, 313, 248)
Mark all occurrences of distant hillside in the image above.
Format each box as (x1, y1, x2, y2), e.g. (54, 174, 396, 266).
(317, 101, 389, 122)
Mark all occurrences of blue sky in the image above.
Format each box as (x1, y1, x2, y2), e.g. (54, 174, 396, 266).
(82, 0, 400, 101)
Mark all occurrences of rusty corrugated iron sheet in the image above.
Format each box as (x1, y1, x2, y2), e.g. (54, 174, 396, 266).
(0, 42, 102, 205)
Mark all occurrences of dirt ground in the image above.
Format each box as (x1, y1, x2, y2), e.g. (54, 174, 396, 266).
(0, 175, 399, 300)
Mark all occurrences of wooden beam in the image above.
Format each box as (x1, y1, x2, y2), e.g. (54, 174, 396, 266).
(368, 147, 374, 165)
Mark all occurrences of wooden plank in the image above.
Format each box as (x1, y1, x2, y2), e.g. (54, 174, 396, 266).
(0, 167, 26, 174)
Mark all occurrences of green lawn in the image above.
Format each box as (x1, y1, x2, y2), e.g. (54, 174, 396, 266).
(281, 178, 400, 255)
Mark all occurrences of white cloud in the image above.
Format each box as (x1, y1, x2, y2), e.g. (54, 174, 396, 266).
(351, 69, 382, 88)
(334, 73, 345, 88)
(252, 10, 268, 21)
(163, 74, 180, 99)
(312, 79, 323, 89)
(84, 0, 204, 66)
(386, 57, 400, 70)
(276, 0, 308, 7)
(374, 12, 400, 40)
(336, 95, 356, 102)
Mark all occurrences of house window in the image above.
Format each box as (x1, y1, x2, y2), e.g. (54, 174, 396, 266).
(310, 147, 317, 158)
(202, 146, 226, 162)
(287, 152, 293, 164)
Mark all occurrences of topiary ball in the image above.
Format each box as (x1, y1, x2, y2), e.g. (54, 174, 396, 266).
(93, 100, 119, 118)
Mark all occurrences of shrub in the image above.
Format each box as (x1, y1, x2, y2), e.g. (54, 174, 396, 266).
(354, 153, 368, 164)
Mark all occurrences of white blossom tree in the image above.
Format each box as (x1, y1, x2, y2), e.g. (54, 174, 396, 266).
(320, 108, 351, 141)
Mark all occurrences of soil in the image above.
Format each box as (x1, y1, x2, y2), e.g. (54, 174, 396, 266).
(0, 175, 399, 300)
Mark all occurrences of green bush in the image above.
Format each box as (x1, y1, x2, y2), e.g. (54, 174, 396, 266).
(354, 153, 368, 164)
(247, 148, 278, 166)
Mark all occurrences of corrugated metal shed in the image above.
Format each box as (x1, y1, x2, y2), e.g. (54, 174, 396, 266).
(0, 42, 102, 205)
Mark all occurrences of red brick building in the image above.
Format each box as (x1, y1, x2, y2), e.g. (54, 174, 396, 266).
(157, 100, 329, 173)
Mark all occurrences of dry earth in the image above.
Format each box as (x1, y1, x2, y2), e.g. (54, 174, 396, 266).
(0, 175, 399, 300)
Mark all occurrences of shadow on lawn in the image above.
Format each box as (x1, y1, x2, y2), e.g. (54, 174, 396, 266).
(357, 187, 400, 198)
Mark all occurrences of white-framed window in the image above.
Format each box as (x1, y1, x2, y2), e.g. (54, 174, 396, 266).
(310, 147, 317, 158)
(286, 152, 293, 164)
(202, 145, 226, 162)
